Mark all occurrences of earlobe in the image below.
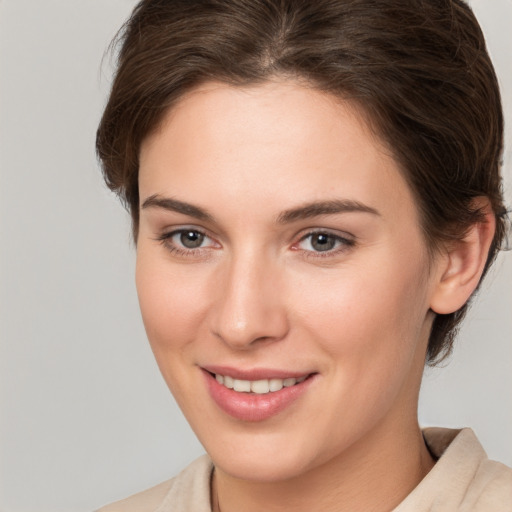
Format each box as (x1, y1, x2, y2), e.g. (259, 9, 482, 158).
(429, 198, 496, 315)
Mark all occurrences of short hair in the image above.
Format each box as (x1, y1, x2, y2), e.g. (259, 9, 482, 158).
(96, 0, 506, 364)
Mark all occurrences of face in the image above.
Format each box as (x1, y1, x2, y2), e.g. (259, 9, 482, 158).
(136, 81, 440, 482)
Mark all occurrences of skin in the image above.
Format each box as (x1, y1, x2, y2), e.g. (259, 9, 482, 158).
(136, 81, 494, 512)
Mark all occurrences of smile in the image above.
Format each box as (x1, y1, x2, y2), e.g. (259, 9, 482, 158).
(214, 373, 307, 394)
(203, 369, 316, 421)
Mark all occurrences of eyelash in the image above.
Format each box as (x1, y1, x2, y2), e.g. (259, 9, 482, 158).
(155, 228, 356, 259)
(294, 230, 356, 259)
(155, 228, 216, 257)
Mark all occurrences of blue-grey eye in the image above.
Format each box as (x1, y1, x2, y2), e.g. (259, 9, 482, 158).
(310, 233, 337, 251)
(179, 230, 205, 248)
(296, 231, 353, 253)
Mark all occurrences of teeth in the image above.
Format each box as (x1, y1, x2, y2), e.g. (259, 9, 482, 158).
(233, 379, 251, 392)
(269, 378, 283, 392)
(251, 379, 269, 394)
(214, 374, 308, 394)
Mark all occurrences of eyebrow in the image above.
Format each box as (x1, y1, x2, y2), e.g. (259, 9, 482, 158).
(277, 199, 380, 223)
(141, 194, 380, 224)
(141, 194, 214, 221)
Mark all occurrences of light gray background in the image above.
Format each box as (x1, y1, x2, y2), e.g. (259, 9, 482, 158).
(0, 1, 510, 511)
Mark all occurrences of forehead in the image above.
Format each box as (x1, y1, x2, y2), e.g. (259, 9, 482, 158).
(138, 80, 418, 228)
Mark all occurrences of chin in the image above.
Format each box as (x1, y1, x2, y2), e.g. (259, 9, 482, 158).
(198, 426, 326, 482)
(213, 449, 311, 482)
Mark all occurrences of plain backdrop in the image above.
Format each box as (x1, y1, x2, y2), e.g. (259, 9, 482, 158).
(0, 1, 511, 511)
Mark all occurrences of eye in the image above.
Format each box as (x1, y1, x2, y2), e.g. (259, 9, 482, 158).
(156, 228, 219, 255)
(177, 230, 206, 249)
(295, 231, 355, 254)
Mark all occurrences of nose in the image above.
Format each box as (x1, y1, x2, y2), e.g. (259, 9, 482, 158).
(210, 252, 289, 350)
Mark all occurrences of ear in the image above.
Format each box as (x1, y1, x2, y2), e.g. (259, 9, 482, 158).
(429, 198, 496, 315)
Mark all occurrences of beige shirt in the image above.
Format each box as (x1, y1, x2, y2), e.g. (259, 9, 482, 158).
(98, 428, 512, 511)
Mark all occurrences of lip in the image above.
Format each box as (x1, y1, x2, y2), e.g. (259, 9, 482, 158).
(202, 365, 311, 381)
(202, 367, 317, 422)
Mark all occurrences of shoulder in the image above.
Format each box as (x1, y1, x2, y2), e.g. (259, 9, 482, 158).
(430, 428, 512, 510)
(395, 428, 512, 511)
(97, 479, 175, 512)
(96, 455, 213, 512)
(467, 456, 512, 510)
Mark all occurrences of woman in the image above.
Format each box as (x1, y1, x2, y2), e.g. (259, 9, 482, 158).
(96, 0, 512, 510)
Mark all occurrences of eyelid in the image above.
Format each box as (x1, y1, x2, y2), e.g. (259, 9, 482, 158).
(292, 228, 356, 255)
(154, 225, 355, 258)
(155, 226, 221, 254)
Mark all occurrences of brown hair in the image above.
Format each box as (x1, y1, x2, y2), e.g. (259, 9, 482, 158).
(96, 0, 506, 364)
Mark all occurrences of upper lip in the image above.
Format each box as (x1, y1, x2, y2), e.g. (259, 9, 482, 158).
(201, 365, 314, 381)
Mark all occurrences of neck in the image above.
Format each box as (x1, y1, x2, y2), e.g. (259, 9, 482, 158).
(213, 418, 435, 512)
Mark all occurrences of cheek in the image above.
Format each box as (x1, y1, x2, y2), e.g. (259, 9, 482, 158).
(135, 249, 208, 356)
(288, 263, 430, 442)
(291, 257, 430, 378)
(135, 251, 215, 414)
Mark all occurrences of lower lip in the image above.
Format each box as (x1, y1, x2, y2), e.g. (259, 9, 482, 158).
(203, 370, 315, 422)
